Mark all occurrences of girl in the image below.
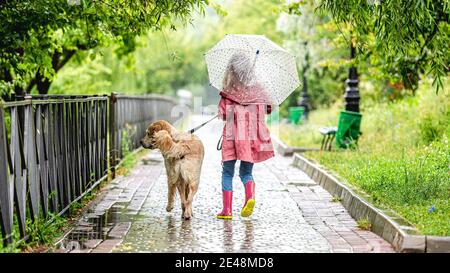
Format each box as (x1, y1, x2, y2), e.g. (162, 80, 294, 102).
(216, 52, 275, 220)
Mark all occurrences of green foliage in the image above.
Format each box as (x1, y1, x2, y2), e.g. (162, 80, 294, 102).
(25, 213, 67, 248)
(277, 1, 349, 111)
(419, 114, 448, 143)
(0, 0, 207, 97)
(315, 0, 450, 93)
(120, 126, 135, 158)
(70, 201, 84, 211)
(358, 81, 450, 149)
(116, 149, 148, 177)
(49, 0, 284, 104)
(115, 126, 145, 176)
(0, 240, 21, 253)
(49, 54, 113, 94)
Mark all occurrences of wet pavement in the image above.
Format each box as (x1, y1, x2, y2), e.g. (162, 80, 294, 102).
(54, 116, 394, 253)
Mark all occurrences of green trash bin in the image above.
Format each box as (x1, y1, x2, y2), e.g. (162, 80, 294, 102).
(289, 106, 304, 125)
(336, 110, 362, 148)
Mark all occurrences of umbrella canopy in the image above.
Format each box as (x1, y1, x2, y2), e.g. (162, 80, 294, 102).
(205, 34, 300, 106)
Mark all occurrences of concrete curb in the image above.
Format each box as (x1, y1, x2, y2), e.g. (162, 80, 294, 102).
(292, 153, 450, 253)
(271, 135, 319, 156)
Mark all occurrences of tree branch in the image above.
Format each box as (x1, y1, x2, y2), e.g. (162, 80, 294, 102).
(56, 48, 77, 72)
(417, 23, 439, 64)
(26, 46, 81, 94)
(25, 69, 39, 94)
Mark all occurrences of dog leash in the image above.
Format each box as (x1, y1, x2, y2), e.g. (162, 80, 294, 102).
(216, 135, 223, 151)
(187, 114, 223, 151)
(187, 114, 219, 134)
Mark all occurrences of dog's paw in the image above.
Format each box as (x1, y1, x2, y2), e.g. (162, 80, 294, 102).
(182, 209, 192, 220)
(166, 204, 174, 212)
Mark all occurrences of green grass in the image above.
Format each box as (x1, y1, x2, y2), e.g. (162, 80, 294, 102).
(116, 149, 148, 176)
(0, 213, 69, 253)
(270, 101, 341, 148)
(331, 195, 342, 203)
(115, 125, 150, 176)
(357, 218, 372, 231)
(24, 214, 68, 250)
(280, 78, 450, 236)
(309, 141, 450, 235)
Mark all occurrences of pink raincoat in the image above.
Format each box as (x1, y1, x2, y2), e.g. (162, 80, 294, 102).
(218, 88, 275, 163)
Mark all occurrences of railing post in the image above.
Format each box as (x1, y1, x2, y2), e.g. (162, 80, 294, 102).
(24, 95, 41, 221)
(0, 101, 14, 246)
(109, 92, 118, 179)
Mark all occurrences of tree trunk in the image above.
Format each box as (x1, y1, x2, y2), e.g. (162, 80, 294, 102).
(36, 73, 52, 94)
(25, 48, 77, 95)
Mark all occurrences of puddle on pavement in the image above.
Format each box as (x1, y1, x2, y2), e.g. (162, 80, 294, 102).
(141, 158, 162, 165)
(56, 204, 146, 251)
(55, 187, 332, 253)
(113, 215, 260, 253)
(57, 202, 262, 252)
(141, 153, 164, 165)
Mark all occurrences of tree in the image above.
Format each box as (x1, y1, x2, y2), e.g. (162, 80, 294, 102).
(277, 2, 349, 110)
(313, 0, 449, 93)
(0, 0, 206, 97)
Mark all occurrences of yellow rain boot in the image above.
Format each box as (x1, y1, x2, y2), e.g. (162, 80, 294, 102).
(241, 181, 255, 217)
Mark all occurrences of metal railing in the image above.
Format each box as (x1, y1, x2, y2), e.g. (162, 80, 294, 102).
(109, 93, 176, 176)
(0, 93, 177, 247)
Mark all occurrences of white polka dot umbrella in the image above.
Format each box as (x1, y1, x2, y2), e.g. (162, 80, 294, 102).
(204, 34, 300, 106)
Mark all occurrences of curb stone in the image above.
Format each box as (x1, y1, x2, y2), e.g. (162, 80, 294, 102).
(292, 153, 450, 253)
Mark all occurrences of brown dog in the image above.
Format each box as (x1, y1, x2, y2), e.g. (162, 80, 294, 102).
(140, 120, 204, 220)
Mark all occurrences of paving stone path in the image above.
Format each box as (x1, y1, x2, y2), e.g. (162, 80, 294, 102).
(55, 116, 394, 253)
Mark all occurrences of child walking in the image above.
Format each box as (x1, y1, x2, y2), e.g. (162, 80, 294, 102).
(216, 53, 275, 219)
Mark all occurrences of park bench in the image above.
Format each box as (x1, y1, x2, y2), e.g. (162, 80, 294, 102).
(319, 126, 337, 151)
(319, 110, 362, 151)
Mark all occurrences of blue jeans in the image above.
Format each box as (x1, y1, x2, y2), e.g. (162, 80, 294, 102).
(221, 160, 254, 191)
